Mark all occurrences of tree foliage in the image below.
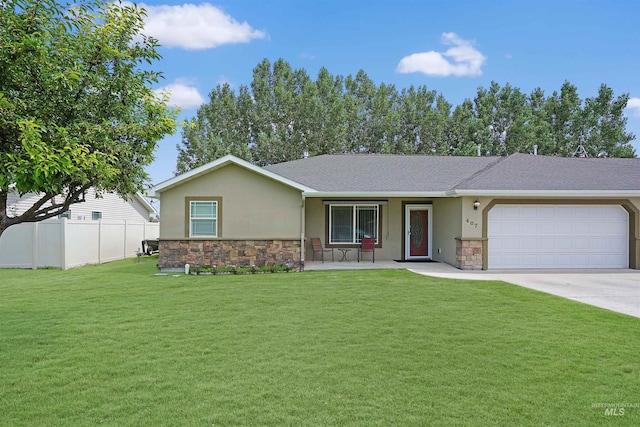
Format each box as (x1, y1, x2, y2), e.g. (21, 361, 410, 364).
(0, 0, 177, 236)
(177, 59, 636, 173)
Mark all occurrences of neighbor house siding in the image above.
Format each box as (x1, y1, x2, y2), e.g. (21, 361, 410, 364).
(6, 190, 150, 221)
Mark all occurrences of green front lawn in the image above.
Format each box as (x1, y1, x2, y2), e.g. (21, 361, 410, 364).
(1, 257, 638, 425)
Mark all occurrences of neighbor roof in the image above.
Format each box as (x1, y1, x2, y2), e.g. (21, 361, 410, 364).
(264, 154, 501, 192)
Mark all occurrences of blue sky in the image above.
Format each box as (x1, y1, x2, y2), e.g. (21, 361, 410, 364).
(138, 0, 640, 185)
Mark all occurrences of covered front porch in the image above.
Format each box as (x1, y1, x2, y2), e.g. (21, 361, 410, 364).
(303, 196, 484, 270)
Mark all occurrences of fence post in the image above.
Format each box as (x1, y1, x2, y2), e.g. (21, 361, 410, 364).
(123, 220, 128, 259)
(98, 219, 102, 264)
(31, 222, 39, 270)
(60, 218, 67, 270)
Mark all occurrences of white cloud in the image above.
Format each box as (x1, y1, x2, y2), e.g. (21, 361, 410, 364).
(625, 97, 640, 117)
(155, 81, 205, 109)
(396, 32, 487, 77)
(137, 3, 266, 50)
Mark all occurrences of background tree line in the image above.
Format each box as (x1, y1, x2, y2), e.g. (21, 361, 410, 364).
(176, 58, 636, 172)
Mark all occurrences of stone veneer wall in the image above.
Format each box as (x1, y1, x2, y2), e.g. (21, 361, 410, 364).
(159, 240, 301, 269)
(455, 238, 483, 270)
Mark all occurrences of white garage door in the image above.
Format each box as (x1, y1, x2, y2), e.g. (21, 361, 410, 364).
(488, 205, 628, 269)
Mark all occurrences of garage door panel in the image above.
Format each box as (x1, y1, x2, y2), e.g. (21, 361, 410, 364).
(536, 206, 557, 218)
(590, 222, 609, 234)
(488, 205, 628, 269)
(555, 254, 574, 266)
(499, 207, 520, 219)
(555, 206, 575, 219)
(537, 254, 556, 265)
(536, 221, 556, 235)
(520, 254, 538, 266)
(502, 238, 521, 250)
(536, 238, 556, 250)
(607, 221, 628, 234)
(605, 238, 627, 250)
(500, 222, 521, 235)
(572, 222, 590, 234)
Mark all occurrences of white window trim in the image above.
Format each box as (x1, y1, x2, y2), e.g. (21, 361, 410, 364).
(91, 211, 102, 220)
(189, 200, 218, 238)
(328, 203, 379, 245)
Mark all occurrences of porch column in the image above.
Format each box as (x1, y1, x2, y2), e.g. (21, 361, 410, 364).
(455, 237, 484, 270)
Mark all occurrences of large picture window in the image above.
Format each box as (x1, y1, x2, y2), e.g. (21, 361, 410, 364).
(190, 201, 217, 237)
(329, 204, 379, 244)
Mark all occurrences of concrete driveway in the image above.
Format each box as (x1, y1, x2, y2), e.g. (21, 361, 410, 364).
(407, 264, 640, 318)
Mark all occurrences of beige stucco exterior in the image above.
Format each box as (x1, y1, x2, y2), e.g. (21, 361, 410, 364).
(431, 198, 463, 265)
(159, 164, 303, 240)
(155, 157, 640, 270)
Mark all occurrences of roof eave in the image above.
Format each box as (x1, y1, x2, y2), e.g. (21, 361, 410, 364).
(134, 192, 157, 214)
(448, 190, 640, 198)
(302, 191, 449, 198)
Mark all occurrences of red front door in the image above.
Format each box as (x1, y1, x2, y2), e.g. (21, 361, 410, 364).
(406, 206, 431, 259)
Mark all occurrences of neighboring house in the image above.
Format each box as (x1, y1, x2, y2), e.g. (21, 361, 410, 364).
(0, 189, 159, 269)
(6, 189, 155, 221)
(150, 153, 640, 271)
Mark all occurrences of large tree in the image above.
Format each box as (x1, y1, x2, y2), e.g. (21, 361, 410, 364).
(0, 0, 177, 237)
(176, 58, 636, 172)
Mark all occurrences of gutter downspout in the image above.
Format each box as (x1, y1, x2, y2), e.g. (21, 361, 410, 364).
(300, 195, 306, 269)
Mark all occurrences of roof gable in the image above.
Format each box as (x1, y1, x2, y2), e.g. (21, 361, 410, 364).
(150, 155, 315, 197)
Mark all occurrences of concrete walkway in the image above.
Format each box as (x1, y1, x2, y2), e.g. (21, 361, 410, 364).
(305, 260, 640, 318)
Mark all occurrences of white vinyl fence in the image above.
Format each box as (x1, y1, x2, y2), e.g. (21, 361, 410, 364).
(0, 219, 159, 270)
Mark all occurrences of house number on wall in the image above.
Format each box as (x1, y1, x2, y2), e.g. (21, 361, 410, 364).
(466, 218, 478, 228)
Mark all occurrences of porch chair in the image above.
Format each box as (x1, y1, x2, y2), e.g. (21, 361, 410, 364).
(311, 238, 333, 263)
(358, 237, 375, 263)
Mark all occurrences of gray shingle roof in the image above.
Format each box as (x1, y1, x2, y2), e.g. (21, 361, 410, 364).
(457, 153, 640, 191)
(265, 153, 640, 193)
(265, 154, 501, 192)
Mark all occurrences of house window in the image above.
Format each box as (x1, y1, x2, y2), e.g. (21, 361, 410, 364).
(92, 211, 102, 220)
(58, 210, 71, 219)
(329, 204, 379, 244)
(190, 200, 218, 237)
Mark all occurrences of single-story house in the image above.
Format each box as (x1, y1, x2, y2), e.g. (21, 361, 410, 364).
(150, 153, 640, 270)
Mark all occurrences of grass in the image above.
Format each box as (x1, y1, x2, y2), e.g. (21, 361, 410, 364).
(1, 256, 638, 426)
